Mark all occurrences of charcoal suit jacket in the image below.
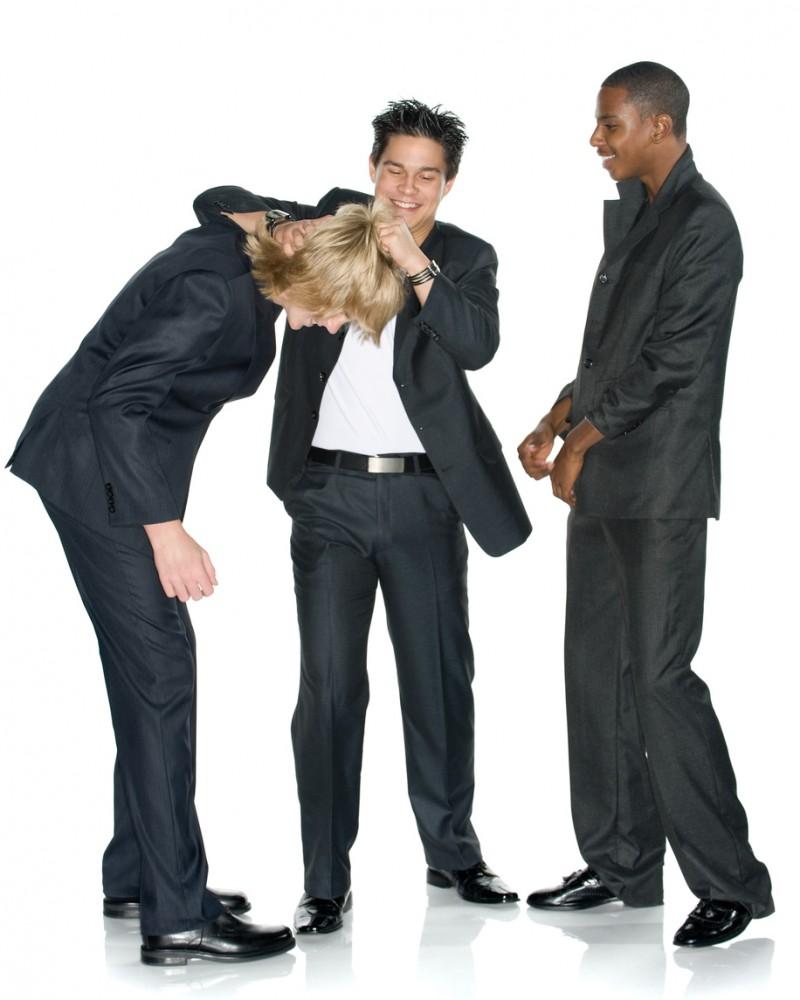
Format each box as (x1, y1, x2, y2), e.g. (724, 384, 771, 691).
(8, 219, 278, 545)
(557, 147, 742, 519)
(193, 186, 532, 558)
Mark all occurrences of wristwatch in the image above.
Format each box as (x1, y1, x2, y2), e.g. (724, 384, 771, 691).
(264, 209, 295, 238)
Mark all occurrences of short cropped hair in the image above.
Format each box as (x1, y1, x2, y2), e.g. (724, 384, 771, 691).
(246, 201, 406, 342)
(603, 61, 690, 139)
(371, 99, 468, 180)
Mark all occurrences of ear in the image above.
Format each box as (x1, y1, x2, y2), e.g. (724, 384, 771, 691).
(368, 155, 378, 183)
(651, 113, 674, 144)
(442, 175, 456, 198)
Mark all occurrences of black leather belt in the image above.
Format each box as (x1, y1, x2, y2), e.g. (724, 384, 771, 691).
(308, 446, 435, 475)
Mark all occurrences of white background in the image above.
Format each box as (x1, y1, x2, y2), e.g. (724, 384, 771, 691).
(1, 1, 797, 997)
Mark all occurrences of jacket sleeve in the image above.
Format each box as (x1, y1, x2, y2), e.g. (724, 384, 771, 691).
(87, 270, 231, 526)
(192, 186, 347, 225)
(412, 241, 500, 371)
(585, 206, 742, 439)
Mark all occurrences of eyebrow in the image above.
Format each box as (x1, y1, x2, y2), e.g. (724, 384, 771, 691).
(596, 114, 620, 122)
(383, 160, 443, 174)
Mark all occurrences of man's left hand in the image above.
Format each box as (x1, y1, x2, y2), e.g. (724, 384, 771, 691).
(550, 444, 584, 507)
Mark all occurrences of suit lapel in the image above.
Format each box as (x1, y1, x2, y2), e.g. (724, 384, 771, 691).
(603, 147, 699, 267)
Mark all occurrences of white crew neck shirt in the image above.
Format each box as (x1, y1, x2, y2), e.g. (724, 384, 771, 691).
(311, 316, 425, 455)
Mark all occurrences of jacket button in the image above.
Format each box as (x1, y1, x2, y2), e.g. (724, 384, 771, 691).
(418, 425, 424, 432)
(598, 272, 609, 284)
(399, 383, 406, 389)
(318, 371, 327, 383)
(583, 357, 594, 369)
(311, 410, 318, 421)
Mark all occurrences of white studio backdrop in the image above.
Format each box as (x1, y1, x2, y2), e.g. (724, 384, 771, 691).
(0, 2, 797, 998)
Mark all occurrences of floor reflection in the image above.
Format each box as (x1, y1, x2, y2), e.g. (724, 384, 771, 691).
(674, 937, 775, 996)
(527, 903, 666, 998)
(294, 910, 355, 991)
(103, 915, 296, 994)
(416, 883, 519, 997)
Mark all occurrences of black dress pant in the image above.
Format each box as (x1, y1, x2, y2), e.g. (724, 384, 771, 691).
(284, 462, 482, 898)
(43, 499, 223, 934)
(565, 513, 773, 917)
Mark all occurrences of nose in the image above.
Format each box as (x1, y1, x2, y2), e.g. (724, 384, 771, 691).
(324, 316, 345, 334)
(590, 126, 603, 147)
(398, 173, 416, 194)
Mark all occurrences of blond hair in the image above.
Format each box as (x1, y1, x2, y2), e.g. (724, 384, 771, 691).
(246, 201, 406, 342)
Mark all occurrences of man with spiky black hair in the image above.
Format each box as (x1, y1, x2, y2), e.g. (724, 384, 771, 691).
(194, 98, 531, 933)
(519, 62, 773, 947)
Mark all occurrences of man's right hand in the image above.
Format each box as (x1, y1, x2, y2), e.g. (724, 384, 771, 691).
(272, 217, 332, 256)
(518, 421, 557, 479)
(518, 396, 573, 480)
(143, 520, 218, 602)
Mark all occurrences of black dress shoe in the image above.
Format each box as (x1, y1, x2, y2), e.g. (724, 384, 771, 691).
(527, 866, 618, 909)
(673, 899, 752, 947)
(104, 888, 251, 920)
(140, 911, 294, 965)
(294, 891, 352, 934)
(427, 861, 519, 904)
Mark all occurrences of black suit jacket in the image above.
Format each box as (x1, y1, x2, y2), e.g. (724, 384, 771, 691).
(194, 186, 531, 557)
(8, 219, 277, 543)
(559, 147, 741, 519)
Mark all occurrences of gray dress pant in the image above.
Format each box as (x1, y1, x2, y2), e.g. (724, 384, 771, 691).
(284, 461, 482, 898)
(565, 512, 773, 917)
(42, 498, 223, 934)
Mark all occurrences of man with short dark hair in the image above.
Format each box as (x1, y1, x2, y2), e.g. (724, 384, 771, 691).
(195, 99, 531, 933)
(519, 62, 773, 947)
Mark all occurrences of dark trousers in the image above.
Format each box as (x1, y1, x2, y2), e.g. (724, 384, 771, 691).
(42, 499, 223, 934)
(565, 513, 773, 917)
(285, 463, 482, 898)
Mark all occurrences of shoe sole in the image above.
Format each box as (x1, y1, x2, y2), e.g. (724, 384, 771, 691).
(673, 915, 752, 948)
(106, 901, 251, 919)
(527, 897, 619, 910)
(294, 893, 353, 934)
(140, 936, 295, 966)
(427, 869, 519, 904)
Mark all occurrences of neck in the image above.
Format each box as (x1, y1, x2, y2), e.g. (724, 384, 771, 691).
(640, 141, 688, 201)
(412, 220, 435, 246)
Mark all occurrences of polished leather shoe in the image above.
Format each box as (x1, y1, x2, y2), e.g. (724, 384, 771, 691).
(294, 890, 352, 934)
(673, 899, 752, 947)
(104, 888, 250, 920)
(527, 866, 618, 909)
(427, 861, 519, 904)
(140, 911, 294, 965)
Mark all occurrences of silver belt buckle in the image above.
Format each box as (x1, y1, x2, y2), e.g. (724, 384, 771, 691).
(367, 456, 405, 474)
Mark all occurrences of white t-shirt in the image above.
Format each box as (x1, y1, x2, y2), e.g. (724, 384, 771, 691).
(311, 316, 425, 455)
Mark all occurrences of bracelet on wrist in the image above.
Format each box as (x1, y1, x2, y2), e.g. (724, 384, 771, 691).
(264, 209, 295, 239)
(408, 259, 441, 286)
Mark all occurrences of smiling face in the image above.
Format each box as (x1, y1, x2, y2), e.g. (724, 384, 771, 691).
(369, 134, 455, 245)
(590, 86, 658, 183)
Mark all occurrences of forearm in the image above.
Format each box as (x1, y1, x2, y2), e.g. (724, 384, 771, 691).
(563, 416, 604, 456)
(539, 396, 573, 437)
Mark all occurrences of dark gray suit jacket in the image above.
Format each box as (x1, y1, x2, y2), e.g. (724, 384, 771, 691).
(8, 219, 277, 542)
(560, 147, 741, 519)
(194, 186, 532, 557)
